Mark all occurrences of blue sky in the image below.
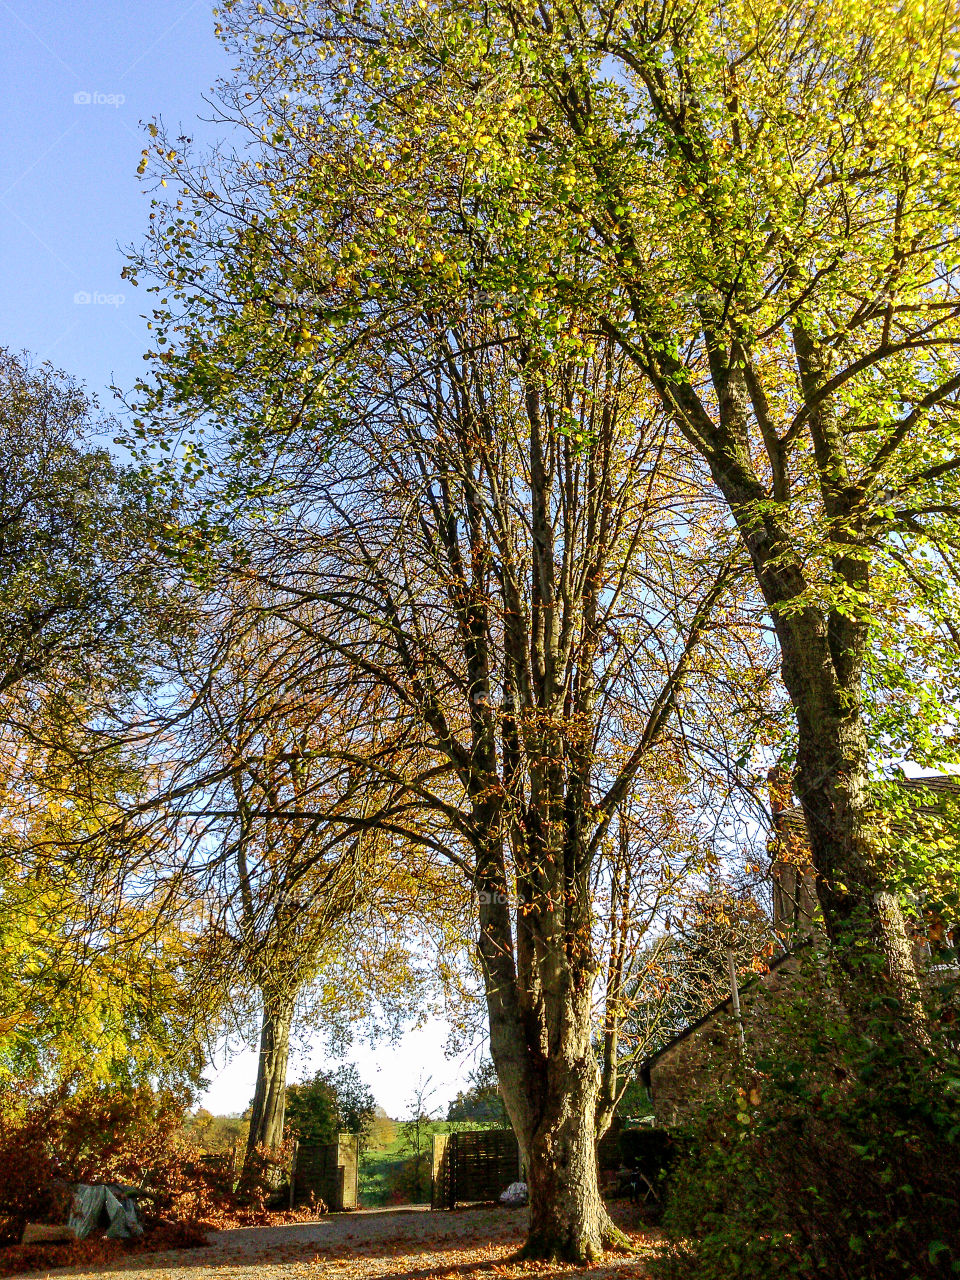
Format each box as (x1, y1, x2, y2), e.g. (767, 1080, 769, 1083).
(0, 0, 477, 1117)
(0, 0, 231, 409)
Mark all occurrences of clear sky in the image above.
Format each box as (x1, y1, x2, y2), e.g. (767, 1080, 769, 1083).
(0, 0, 232, 407)
(0, 0, 477, 1118)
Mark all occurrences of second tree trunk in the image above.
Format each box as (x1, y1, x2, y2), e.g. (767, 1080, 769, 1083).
(243, 991, 295, 1178)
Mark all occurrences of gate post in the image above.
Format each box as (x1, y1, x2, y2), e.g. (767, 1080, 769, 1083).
(337, 1133, 360, 1209)
(430, 1131, 450, 1209)
(289, 1140, 299, 1209)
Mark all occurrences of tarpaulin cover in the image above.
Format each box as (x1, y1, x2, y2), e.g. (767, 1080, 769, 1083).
(68, 1184, 144, 1240)
(499, 1180, 528, 1206)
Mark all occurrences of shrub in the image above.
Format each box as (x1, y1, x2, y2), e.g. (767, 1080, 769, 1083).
(382, 1154, 428, 1205)
(235, 1139, 295, 1207)
(0, 1091, 61, 1242)
(0, 1080, 321, 1265)
(655, 951, 960, 1280)
(0, 1081, 207, 1244)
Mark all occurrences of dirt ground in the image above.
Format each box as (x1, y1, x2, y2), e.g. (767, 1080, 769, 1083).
(21, 1203, 661, 1280)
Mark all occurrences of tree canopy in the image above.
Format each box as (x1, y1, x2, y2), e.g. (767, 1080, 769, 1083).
(117, 0, 960, 1257)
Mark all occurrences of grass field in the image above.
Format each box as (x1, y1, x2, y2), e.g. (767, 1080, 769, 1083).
(360, 1120, 506, 1207)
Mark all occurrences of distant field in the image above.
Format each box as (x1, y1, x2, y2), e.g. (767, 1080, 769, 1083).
(359, 1124, 408, 1206)
(360, 1119, 506, 1207)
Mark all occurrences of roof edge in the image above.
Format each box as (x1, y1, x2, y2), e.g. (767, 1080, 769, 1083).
(637, 939, 812, 1087)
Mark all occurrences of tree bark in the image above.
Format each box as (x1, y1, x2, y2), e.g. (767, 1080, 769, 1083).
(779, 621, 927, 1030)
(681, 416, 929, 1036)
(481, 854, 632, 1263)
(492, 1001, 625, 1262)
(521, 1053, 612, 1261)
(716, 456, 926, 1031)
(244, 990, 295, 1170)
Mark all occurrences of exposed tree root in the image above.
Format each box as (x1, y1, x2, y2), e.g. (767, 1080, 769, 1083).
(511, 1235, 603, 1265)
(510, 1207, 638, 1264)
(600, 1207, 639, 1254)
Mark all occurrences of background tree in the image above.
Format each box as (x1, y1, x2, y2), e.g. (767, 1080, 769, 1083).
(593, 767, 780, 1141)
(0, 771, 212, 1091)
(397, 1076, 437, 1205)
(0, 347, 212, 1092)
(593, 788, 705, 1141)
(166, 600, 401, 1175)
(113, 563, 475, 1180)
(286, 1064, 376, 1149)
(0, 346, 178, 713)
(446, 1059, 508, 1127)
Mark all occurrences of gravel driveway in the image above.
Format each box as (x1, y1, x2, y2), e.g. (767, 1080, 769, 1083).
(21, 1204, 658, 1280)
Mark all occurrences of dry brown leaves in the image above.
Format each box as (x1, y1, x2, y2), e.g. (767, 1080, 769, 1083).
(5, 1203, 661, 1280)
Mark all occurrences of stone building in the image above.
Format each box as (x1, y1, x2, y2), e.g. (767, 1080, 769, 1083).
(638, 774, 959, 1125)
(638, 946, 808, 1125)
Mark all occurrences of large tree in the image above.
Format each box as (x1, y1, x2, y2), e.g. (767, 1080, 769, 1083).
(0, 746, 212, 1091)
(0, 347, 174, 709)
(150, 592, 448, 1175)
(444, 0, 960, 1036)
(130, 247, 762, 1253)
(130, 0, 960, 1041)
(0, 348, 210, 1089)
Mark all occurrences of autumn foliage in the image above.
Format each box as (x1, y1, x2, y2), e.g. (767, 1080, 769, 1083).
(0, 1082, 189, 1245)
(0, 1081, 323, 1276)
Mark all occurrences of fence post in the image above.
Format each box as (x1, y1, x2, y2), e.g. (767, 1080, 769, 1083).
(337, 1132, 359, 1209)
(430, 1132, 450, 1210)
(448, 1131, 457, 1210)
(289, 1139, 299, 1210)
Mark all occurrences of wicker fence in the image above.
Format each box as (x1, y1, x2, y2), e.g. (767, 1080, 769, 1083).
(291, 1133, 360, 1210)
(431, 1128, 521, 1209)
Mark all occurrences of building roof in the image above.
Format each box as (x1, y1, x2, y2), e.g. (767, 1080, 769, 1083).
(637, 942, 809, 1089)
(639, 775, 960, 1091)
(775, 774, 960, 838)
(895, 774, 960, 796)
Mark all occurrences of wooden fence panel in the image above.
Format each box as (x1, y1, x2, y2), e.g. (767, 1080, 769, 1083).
(293, 1134, 359, 1210)
(431, 1128, 520, 1209)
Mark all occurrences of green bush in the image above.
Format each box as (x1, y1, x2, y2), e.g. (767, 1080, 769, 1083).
(655, 952, 960, 1280)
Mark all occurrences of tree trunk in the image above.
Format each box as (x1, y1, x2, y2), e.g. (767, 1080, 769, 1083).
(244, 991, 295, 1169)
(485, 935, 628, 1263)
(701, 436, 927, 1036)
(520, 1051, 609, 1262)
(783, 634, 927, 1031)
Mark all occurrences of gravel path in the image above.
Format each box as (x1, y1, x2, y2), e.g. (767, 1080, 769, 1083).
(21, 1204, 659, 1280)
